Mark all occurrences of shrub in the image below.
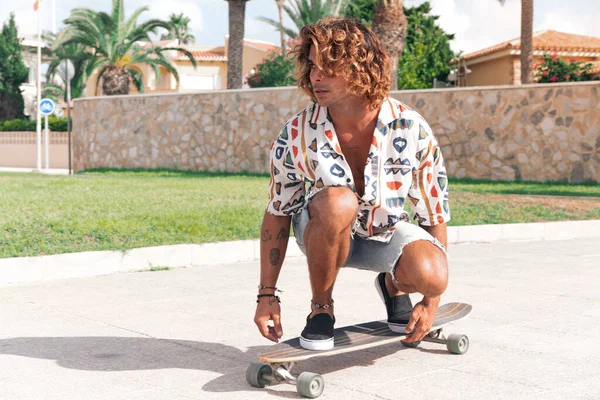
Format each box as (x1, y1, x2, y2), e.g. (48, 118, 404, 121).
(0, 116, 70, 132)
(247, 51, 296, 88)
(534, 52, 594, 83)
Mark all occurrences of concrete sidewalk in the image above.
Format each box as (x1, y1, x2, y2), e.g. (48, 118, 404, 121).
(0, 238, 599, 399)
(0, 167, 70, 175)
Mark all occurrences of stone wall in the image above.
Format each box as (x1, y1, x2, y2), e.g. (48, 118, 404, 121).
(73, 81, 600, 183)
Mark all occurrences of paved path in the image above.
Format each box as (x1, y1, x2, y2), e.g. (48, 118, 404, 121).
(1, 239, 599, 399)
(0, 167, 70, 175)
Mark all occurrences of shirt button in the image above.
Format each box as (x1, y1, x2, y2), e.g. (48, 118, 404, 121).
(346, 178, 351, 183)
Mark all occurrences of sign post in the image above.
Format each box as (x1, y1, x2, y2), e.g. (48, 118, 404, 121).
(59, 59, 75, 175)
(39, 98, 56, 170)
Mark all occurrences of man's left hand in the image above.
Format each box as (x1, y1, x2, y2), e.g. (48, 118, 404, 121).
(402, 296, 440, 343)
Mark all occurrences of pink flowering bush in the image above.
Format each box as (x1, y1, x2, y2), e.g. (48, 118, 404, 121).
(246, 50, 296, 88)
(534, 52, 593, 83)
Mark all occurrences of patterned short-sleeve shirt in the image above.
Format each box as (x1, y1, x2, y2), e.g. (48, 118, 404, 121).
(266, 97, 450, 243)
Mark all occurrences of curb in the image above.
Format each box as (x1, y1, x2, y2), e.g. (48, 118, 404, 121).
(1, 220, 599, 286)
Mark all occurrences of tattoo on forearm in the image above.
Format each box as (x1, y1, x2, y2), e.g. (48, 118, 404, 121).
(269, 248, 281, 266)
(261, 229, 272, 242)
(276, 227, 289, 241)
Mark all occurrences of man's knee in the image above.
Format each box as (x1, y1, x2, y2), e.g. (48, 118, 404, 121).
(396, 241, 448, 297)
(419, 257, 448, 297)
(308, 187, 358, 224)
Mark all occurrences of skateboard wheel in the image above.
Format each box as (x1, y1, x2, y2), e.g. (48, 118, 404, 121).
(246, 363, 272, 388)
(446, 334, 469, 354)
(401, 340, 421, 348)
(297, 372, 325, 398)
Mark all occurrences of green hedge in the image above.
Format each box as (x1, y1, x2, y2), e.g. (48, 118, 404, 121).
(0, 116, 70, 132)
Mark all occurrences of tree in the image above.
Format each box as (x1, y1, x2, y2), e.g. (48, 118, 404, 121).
(499, 0, 533, 84)
(44, 30, 89, 101)
(257, 0, 349, 40)
(59, 0, 196, 96)
(226, 0, 250, 89)
(247, 51, 296, 88)
(343, 0, 376, 26)
(397, 3, 455, 89)
(372, 0, 407, 91)
(0, 13, 28, 120)
(346, 1, 455, 90)
(275, 0, 287, 52)
(161, 13, 195, 44)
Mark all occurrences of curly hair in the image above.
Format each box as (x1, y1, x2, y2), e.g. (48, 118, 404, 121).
(292, 17, 391, 109)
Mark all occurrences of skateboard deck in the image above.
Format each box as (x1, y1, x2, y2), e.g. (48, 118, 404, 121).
(258, 302, 472, 363)
(247, 302, 472, 398)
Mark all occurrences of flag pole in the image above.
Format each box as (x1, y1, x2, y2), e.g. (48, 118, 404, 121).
(35, 0, 42, 171)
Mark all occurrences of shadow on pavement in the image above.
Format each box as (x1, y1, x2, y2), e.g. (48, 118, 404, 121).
(0, 336, 433, 396)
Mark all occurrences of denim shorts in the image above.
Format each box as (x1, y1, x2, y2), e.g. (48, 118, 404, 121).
(291, 205, 446, 275)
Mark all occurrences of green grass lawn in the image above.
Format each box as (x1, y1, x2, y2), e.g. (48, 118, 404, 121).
(0, 169, 598, 259)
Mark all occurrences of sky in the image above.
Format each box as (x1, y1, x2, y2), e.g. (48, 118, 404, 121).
(2, 0, 600, 55)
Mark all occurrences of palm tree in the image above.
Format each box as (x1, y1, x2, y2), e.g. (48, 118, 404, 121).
(498, 0, 534, 84)
(161, 13, 196, 44)
(372, 0, 407, 91)
(225, 0, 250, 89)
(258, 0, 349, 40)
(44, 30, 89, 101)
(275, 0, 286, 53)
(58, 0, 196, 96)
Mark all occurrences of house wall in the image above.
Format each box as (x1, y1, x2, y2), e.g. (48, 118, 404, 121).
(467, 56, 513, 87)
(72, 81, 600, 183)
(175, 60, 227, 91)
(468, 54, 600, 87)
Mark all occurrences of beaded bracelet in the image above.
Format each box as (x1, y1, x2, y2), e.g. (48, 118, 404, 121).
(256, 294, 281, 305)
(311, 299, 334, 309)
(258, 284, 283, 293)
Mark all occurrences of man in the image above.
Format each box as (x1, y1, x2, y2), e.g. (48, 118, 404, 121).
(254, 17, 450, 351)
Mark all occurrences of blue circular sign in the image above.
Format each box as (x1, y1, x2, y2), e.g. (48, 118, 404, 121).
(39, 98, 56, 116)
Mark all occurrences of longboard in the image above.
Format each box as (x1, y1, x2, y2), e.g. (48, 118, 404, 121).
(247, 302, 472, 398)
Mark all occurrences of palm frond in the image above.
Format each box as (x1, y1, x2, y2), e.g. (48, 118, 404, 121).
(162, 47, 197, 68)
(112, 0, 125, 29)
(127, 67, 145, 93)
(256, 16, 298, 39)
(121, 6, 150, 42)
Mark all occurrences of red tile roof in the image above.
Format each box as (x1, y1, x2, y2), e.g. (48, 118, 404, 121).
(142, 39, 178, 49)
(243, 38, 280, 52)
(463, 30, 600, 61)
(172, 49, 227, 62)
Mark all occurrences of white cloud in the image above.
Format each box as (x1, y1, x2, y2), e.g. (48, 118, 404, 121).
(144, 0, 204, 31)
(538, 9, 600, 38)
(427, 0, 521, 54)
(1, 3, 39, 36)
(3, 0, 600, 52)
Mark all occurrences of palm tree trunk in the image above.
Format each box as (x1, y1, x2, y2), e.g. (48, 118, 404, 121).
(227, 0, 248, 89)
(372, 0, 407, 91)
(520, 0, 534, 84)
(102, 66, 130, 96)
(276, 0, 286, 53)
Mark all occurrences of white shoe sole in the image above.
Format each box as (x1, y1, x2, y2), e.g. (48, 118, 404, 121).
(299, 336, 334, 351)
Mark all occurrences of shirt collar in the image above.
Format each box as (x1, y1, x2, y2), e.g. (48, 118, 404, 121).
(377, 98, 401, 126)
(308, 97, 400, 130)
(308, 103, 328, 129)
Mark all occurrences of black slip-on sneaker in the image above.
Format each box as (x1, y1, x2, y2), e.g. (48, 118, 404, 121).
(374, 272, 413, 333)
(299, 313, 335, 350)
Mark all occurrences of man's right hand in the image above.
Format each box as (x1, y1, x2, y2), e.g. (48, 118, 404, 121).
(254, 299, 283, 343)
